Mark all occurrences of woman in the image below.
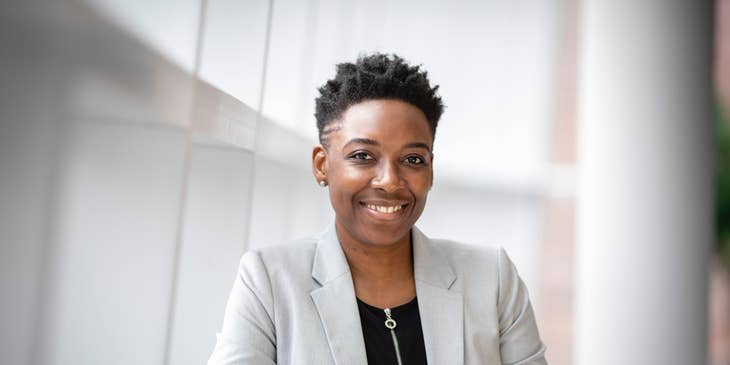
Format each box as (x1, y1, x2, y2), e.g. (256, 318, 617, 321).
(208, 54, 547, 365)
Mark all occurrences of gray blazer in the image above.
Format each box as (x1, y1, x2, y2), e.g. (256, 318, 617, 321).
(207, 224, 547, 364)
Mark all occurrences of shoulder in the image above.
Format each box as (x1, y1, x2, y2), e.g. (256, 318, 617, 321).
(425, 237, 522, 294)
(428, 237, 506, 271)
(238, 234, 320, 283)
(245, 234, 319, 265)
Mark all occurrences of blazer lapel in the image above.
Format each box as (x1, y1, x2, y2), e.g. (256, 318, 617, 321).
(310, 224, 368, 365)
(412, 226, 464, 364)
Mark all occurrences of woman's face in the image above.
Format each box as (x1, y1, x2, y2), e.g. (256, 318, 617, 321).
(312, 99, 434, 247)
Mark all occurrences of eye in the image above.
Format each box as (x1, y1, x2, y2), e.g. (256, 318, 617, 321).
(350, 152, 374, 161)
(404, 155, 425, 165)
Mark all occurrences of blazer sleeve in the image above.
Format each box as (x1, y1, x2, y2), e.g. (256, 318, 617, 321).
(497, 247, 548, 365)
(207, 251, 277, 365)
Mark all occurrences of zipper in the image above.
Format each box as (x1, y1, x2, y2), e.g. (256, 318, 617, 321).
(383, 308, 403, 365)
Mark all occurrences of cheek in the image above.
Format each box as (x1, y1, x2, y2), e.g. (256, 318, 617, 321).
(328, 167, 370, 205)
(408, 170, 433, 193)
(340, 165, 370, 182)
(335, 162, 372, 184)
(413, 174, 433, 209)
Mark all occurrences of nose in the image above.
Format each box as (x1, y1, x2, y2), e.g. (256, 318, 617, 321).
(371, 160, 404, 193)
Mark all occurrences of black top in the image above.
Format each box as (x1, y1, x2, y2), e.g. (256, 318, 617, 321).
(356, 297, 428, 365)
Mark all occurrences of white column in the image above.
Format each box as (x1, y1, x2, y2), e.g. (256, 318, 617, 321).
(574, 1, 713, 365)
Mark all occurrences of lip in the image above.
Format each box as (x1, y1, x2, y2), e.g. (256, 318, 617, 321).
(358, 201, 410, 221)
(359, 199, 410, 206)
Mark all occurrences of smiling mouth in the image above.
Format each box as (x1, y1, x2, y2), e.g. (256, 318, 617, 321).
(359, 202, 409, 215)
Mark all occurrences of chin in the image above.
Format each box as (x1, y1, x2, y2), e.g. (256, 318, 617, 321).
(356, 224, 411, 247)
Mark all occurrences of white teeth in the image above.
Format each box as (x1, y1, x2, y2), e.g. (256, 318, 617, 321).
(366, 204, 403, 214)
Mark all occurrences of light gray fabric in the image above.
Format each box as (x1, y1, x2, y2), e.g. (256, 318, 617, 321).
(207, 224, 547, 365)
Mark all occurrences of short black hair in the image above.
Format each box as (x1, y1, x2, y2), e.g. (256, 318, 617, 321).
(314, 53, 444, 146)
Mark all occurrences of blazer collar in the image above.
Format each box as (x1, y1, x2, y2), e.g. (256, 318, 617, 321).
(310, 224, 367, 365)
(411, 225, 457, 289)
(411, 225, 464, 364)
(311, 223, 350, 286)
(311, 223, 457, 287)
(310, 223, 463, 365)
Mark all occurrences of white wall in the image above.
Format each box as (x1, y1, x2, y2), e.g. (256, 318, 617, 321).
(0, 0, 556, 363)
(168, 145, 255, 365)
(38, 121, 187, 365)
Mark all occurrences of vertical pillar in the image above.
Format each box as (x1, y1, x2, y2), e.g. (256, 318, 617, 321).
(574, 1, 714, 364)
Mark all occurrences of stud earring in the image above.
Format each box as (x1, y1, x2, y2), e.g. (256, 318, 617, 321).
(319, 180, 328, 187)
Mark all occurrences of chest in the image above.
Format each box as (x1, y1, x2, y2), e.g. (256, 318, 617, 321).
(270, 284, 502, 365)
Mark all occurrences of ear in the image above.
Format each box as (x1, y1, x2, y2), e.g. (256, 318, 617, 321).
(312, 144, 328, 184)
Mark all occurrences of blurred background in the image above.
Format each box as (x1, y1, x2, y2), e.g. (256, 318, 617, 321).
(0, 0, 726, 364)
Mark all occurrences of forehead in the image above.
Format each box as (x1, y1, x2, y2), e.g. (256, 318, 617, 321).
(332, 99, 433, 147)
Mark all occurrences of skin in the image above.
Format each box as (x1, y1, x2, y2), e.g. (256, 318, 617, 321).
(312, 99, 434, 309)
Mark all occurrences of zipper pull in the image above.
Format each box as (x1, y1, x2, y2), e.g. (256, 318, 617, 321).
(384, 308, 397, 329)
(383, 308, 403, 365)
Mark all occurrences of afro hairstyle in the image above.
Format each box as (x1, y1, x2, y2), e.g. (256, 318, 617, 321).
(314, 53, 444, 147)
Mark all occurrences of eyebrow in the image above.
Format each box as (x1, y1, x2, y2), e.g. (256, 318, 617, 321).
(343, 138, 379, 149)
(403, 142, 432, 152)
(342, 138, 432, 153)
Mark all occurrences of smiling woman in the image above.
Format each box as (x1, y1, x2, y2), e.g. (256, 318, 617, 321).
(207, 54, 547, 365)
(313, 100, 433, 258)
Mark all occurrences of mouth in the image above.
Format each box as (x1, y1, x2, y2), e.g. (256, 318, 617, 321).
(359, 201, 410, 220)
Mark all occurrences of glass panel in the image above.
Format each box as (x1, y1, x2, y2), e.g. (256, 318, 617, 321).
(82, 0, 202, 73)
(168, 145, 255, 365)
(0, 2, 197, 364)
(37, 121, 188, 365)
(247, 120, 333, 249)
(198, 0, 269, 108)
(247, 157, 333, 250)
(260, 0, 320, 137)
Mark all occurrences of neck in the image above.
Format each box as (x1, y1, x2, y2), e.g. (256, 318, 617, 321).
(335, 221, 416, 308)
